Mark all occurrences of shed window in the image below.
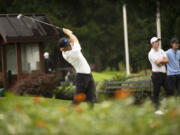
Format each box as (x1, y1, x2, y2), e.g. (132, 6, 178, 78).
(21, 44, 40, 73)
(6, 45, 17, 74)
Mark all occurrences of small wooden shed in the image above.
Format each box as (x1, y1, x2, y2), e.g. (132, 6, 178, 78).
(0, 14, 60, 88)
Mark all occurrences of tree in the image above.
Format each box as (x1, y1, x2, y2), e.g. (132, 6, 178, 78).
(0, 0, 179, 72)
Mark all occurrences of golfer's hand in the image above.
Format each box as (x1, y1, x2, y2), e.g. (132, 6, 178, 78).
(63, 28, 78, 43)
(63, 28, 73, 34)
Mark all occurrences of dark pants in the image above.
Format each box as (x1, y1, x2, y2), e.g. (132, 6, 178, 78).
(151, 72, 168, 109)
(166, 74, 180, 96)
(73, 73, 95, 105)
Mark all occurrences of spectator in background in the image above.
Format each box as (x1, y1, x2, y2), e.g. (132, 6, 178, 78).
(148, 37, 169, 114)
(166, 38, 180, 96)
(44, 52, 52, 74)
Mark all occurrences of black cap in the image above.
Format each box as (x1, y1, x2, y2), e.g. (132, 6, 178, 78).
(58, 38, 70, 48)
(170, 38, 179, 44)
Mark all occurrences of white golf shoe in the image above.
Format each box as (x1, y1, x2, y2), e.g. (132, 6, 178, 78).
(155, 110, 164, 115)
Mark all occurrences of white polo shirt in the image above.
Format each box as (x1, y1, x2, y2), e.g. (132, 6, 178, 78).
(62, 42, 91, 74)
(148, 48, 167, 73)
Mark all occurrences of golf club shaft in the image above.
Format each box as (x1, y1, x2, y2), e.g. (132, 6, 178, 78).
(23, 15, 62, 30)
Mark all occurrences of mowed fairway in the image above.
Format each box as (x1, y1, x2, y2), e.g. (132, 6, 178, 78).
(92, 71, 120, 82)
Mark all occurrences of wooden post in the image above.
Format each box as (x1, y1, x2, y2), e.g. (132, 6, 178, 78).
(39, 43, 45, 73)
(16, 43, 22, 80)
(1, 44, 7, 88)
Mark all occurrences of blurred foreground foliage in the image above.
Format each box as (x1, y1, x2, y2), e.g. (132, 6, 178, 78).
(0, 96, 180, 135)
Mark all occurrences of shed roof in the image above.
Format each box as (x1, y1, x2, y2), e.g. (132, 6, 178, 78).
(0, 14, 60, 44)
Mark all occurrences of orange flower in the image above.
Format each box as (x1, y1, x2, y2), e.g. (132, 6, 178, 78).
(37, 120, 46, 128)
(33, 96, 41, 104)
(152, 121, 161, 128)
(114, 89, 131, 99)
(16, 103, 23, 114)
(16, 103, 21, 109)
(168, 108, 179, 119)
(74, 105, 83, 113)
(59, 106, 67, 112)
(74, 93, 86, 102)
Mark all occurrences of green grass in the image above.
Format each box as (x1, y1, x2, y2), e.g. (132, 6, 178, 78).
(0, 95, 180, 135)
(92, 71, 120, 82)
(92, 70, 151, 82)
(0, 95, 70, 107)
(0, 70, 179, 135)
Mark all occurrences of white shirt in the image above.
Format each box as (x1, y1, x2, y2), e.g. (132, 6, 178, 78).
(62, 42, 91, 74)
(148, 48, 167, 73)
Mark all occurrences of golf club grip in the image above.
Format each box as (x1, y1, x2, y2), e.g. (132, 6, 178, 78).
(56, 27, 63, 31)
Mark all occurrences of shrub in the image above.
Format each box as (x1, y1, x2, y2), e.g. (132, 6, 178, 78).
(96, 81, 106, 94)
(13, 72, 58, 98)
(118, 62, 126, 72)
(54, 81, 75, 100)
(112, 72, 127, 81)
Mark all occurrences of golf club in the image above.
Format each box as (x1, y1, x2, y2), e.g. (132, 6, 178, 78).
(17, 14, 63, 31)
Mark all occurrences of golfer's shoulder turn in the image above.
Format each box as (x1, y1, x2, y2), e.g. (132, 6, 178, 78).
(72, 41, 82, 51)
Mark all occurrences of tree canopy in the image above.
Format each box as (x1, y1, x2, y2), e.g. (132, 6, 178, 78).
(0, 0, 180, 72)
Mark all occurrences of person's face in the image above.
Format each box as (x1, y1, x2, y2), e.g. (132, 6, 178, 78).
(60, 45, 72, 52)
(171, 43, 179, 50)
(152, 40, 159, 49)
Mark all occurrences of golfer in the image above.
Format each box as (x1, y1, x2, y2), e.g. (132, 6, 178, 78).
(58, 28, 95, 107)
(148, 37, 169, 112)
(166, 38, 180, 96)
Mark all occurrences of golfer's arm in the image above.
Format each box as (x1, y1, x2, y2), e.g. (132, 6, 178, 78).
(63, 28, 78, 43)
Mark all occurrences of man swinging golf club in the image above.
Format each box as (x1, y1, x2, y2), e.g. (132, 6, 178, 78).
(58, 28, 95, 107)
(17, 14, 95, 106)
